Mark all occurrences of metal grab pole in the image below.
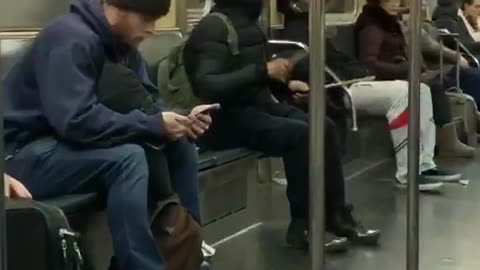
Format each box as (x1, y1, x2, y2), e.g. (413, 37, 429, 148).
(0, 46, 7, 270)
(309, 0, 326, 269)
(406, 1, 422, 270)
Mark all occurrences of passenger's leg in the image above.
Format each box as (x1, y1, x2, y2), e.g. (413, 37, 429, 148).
(7, 138, 165, 270)
(203, 107, 350, 251)
(457, 68, 480, 105)
(267, 103, 380, 246)
(349, 81, 443, 191)
(418, 83, 437, 171)
(350, 80, 415, 182)
(429, 79, 475, 158)
(163, 138, 202, 223)
(266, 104, 347, 218)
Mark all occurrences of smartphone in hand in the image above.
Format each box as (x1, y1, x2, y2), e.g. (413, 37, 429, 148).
(194, 103, 221, 117)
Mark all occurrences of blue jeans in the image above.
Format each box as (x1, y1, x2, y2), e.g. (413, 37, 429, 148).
(448, 68, 480, 106)
(6, 137, 200, 270)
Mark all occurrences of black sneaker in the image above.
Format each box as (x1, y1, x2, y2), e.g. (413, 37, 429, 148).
(421, 169, 462, 182)
(329, 205, 381, 245)
(286, 219, 309, 249)
(286, 220, 349, 252)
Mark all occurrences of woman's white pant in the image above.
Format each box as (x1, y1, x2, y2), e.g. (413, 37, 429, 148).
(349, 80, 437, 183)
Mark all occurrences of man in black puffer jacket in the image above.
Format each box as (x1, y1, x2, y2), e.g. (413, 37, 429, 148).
(184, 0, 380, 251)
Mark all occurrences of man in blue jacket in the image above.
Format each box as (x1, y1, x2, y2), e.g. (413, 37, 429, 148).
(3, 0, 212, 269)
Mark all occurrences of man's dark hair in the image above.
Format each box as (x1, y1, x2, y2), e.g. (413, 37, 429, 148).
(105, 0, 171, 18)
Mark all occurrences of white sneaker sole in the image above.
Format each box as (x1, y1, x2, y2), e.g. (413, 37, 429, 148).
(395, 182, 444, 191)
(423, 173, 462, 182)
(202, 241, 216, 258)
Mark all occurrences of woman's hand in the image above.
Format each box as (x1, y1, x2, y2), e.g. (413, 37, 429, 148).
(4, 174, 32, 199)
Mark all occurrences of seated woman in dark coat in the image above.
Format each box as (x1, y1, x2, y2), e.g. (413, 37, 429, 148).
(355, 0, 477, 155)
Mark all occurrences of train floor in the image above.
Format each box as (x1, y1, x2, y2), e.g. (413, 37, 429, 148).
(203, 155, 480, 270)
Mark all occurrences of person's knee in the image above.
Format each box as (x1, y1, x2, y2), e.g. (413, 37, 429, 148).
(110, 144, 149, 178)
(419, 83, 433, 101)
(168, 138, 198, 162)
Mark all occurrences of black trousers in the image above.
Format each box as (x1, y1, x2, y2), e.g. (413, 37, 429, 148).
(200, 101, 346, 221)
(427, 79, 453, 127)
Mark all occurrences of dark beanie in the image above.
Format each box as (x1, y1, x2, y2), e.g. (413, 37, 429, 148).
(106, 0, 171, 18)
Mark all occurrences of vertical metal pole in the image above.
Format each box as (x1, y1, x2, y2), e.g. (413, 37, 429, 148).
(0, 40, 7, 270)
(309, 0, 326, 269)
(455, 41, 460, 91)
(407, 1, 422, 270)
(439, 39, 444, 88)
(262, 0, 272, 36)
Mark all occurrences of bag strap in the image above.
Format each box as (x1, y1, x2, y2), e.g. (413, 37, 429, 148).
(208, 12, 240, 56)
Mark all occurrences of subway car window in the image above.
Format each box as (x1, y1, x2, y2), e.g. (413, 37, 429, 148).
(326, 0, 355, 13)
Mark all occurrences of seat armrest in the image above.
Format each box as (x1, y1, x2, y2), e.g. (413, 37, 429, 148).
(436, 29, 480, 68)
(268, 40, 310, 52)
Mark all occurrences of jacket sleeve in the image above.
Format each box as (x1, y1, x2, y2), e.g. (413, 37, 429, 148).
(187, 18, 270, 104)
(461, 39, 480, 55)
(35, 39, 165, 146)
(435, 17, 480, 56)
(357, 25, 409, 80)
(421, 28, 459, 64)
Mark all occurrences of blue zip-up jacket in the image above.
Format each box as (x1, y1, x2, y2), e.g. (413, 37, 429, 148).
(3, 0, 165, 152)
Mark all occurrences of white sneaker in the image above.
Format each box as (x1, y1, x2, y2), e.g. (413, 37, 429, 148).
(202, 241, 216, 259)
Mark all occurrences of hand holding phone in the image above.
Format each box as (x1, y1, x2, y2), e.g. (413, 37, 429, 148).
(186, 104, 219, 140)
(192, 103, 221, 117)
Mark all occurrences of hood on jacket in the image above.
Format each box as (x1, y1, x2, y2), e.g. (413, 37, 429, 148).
(71, 0, 114, 48)
(214, 0, 264, 20)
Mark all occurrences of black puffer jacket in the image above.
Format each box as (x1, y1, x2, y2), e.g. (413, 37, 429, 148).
(183, 0, 273, 108)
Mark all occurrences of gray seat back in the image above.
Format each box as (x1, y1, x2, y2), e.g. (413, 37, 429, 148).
(0, 37, 35, 80)
(329, 24, 356, 59)
(138, 32, 184, 86)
